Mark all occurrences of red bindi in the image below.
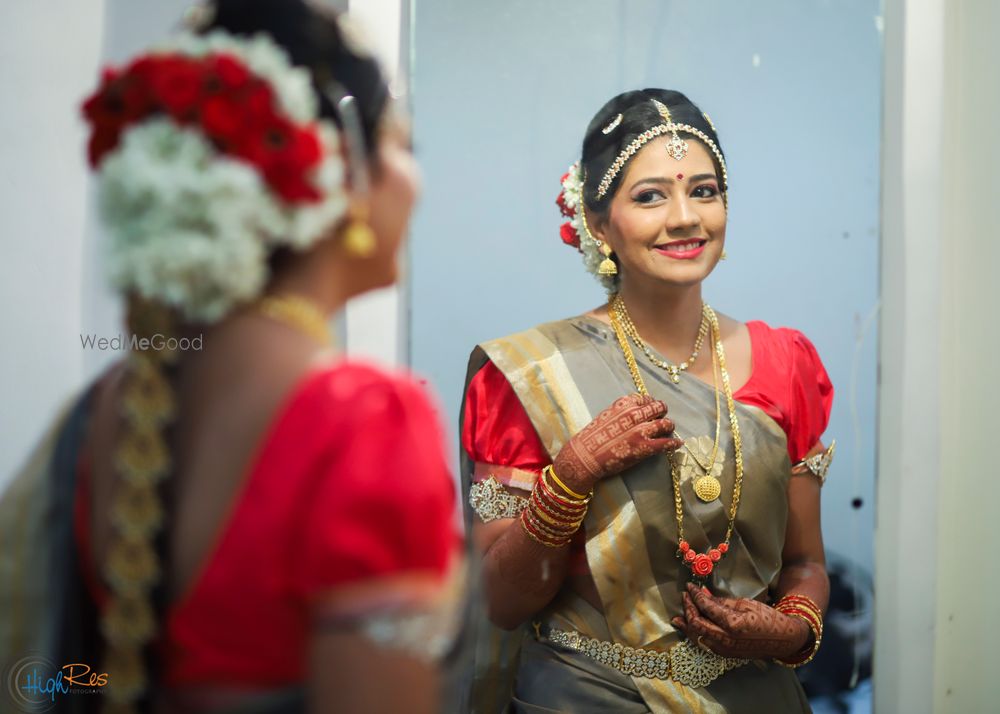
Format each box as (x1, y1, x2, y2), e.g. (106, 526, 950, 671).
(676, 173, 684, 180)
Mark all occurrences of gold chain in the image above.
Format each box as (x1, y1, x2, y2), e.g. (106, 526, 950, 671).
(611, 295, 721, 475)
(607, 297, 744, 547)
(256, 294, 334, 346)
(610, 294, 708, 383)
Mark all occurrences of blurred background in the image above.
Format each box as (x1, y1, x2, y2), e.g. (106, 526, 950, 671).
(1, 1, 997, 712)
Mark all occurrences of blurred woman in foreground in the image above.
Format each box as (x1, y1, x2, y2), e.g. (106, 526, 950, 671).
(0, 1, 461, 712)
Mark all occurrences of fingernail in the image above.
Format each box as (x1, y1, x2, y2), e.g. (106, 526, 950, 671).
(702, 586, 711, 595)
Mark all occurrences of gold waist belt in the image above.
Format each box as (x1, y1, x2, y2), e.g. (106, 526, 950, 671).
(538, 624, 750, 689)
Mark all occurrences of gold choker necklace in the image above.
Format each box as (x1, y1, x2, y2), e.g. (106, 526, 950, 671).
(610, 294, 708, 384)
(256, 294, 334, 346)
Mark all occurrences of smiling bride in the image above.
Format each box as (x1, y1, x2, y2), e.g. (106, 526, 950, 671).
(459, 89, 835, 713)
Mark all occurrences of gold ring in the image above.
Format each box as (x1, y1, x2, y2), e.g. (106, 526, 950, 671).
(697, 635, 707, 650)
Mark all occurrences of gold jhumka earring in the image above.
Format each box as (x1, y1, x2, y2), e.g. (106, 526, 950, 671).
(328, 87, 377, 259)
(579, 193, 617, 277)
(342, 204, 376, 257)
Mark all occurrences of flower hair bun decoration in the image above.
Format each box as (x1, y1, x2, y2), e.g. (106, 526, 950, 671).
(82, 30, 350, 323)
(556, 162, 617, 292)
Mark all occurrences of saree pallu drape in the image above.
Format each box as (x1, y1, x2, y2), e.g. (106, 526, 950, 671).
(459, 317, 810, 713)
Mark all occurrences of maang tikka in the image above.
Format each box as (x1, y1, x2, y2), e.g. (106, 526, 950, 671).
(652, 99, 689, 161)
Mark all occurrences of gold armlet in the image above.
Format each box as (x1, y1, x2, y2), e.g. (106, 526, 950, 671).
(468, 476, 528, 523)
(794, 440, 836, 486)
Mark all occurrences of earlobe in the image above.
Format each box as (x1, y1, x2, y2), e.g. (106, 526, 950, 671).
(584, 206, 608, 245)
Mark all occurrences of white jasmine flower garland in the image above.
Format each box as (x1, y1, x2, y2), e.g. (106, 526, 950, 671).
(561, 162, 616, 293)
(92, 31, 350, 322)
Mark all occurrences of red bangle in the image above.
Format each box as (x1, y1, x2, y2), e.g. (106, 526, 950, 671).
(520, 508, 571, 547)
(532, 486, 586, 523)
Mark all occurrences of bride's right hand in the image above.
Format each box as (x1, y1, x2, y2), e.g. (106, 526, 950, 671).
(552, 393, 682, 495)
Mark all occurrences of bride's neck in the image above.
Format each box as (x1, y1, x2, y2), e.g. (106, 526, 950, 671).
(616, 279, 705, 357)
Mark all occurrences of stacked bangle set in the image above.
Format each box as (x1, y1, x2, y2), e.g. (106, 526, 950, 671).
(520, 464, 591, 547)
(773, 594, 824, 667)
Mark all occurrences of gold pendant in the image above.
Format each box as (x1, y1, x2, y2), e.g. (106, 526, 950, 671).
(694, 475, 722, 502)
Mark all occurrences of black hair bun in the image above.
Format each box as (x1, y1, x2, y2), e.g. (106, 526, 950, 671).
(199, 0, 388, 154)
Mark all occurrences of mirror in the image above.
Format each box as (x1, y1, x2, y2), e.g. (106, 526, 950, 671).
(408, 1, 880, 710)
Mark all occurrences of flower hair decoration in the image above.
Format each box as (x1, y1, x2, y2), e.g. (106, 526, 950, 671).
(82, 31, 350, 322)
(556, 162, 617, 291)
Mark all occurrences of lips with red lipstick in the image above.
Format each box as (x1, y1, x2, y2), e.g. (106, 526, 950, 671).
(653, 239, 708, 260)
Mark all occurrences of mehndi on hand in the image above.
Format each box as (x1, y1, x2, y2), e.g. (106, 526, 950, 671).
(671, 583, 812, 661)
(553, 393, 682, 494)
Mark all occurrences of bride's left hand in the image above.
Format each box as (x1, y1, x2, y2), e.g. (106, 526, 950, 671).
(670, 583, 811, 661)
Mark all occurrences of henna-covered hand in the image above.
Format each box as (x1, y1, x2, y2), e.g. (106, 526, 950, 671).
(671, 583, 811, 661)
(553, 393, 682, 494)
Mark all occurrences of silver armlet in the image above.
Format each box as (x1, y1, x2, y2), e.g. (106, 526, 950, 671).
(797, 440, 836, 486)
(468, 476, 529, 522)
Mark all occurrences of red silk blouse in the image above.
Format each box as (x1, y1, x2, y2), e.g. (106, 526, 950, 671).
(75, 361, 459, 688)
(461, 321, 833, 570)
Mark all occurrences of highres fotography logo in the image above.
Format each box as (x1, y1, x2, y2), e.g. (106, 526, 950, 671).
(5, 655, 109, 712)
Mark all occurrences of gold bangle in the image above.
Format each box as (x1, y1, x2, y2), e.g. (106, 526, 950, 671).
(544, 464, 591, 502)
(524, 506, 580, 539)
(529, 497, 585, 531)
(520, 509, 572, 547)
(774, 617, 821, 668)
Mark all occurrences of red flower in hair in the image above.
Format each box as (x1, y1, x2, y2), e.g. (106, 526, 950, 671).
(149, 56, 203, 118)
(87, 126, 122, 168)
(201, 95, 246, 145)
(82, 50, 324, 203)
(208, 54, 251, 90)
(257, 119, 323, 202)
(556, 173, 576, 219)
(556, 190, 574, 218)
(560, 221, 580, 250)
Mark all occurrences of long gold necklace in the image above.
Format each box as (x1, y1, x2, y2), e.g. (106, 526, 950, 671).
(256, 294, 335, 346)
(608, 297, 745, 583)
(611, 293, 708, 383)
(611, 295, 723, 502)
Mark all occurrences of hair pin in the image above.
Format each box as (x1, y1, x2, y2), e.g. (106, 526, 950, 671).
(601, 113, 623, 135)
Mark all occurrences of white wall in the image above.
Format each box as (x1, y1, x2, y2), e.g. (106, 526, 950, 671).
(0, 1, 106, 492)
(933, 0, 1000, 710)
(876, 0, 1000, 711)
(344, 0, 407, 365)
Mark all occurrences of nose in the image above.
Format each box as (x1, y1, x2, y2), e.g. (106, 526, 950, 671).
(665, 194, 701, 233)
